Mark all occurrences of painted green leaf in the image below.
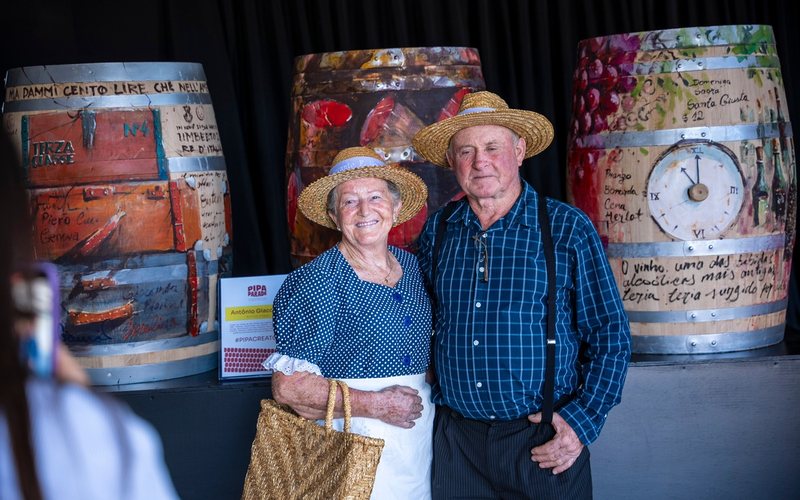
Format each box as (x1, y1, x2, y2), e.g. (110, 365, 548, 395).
(631, 80, 645, 99)
(748, 68, 764, 87)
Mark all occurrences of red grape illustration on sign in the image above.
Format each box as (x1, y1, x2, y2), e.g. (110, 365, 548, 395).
(568, 34, 640, 227)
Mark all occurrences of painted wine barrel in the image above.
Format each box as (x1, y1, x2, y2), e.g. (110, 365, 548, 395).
(566, 25, 795, 354)
(286, 47, 485, 266)
(2, 62, 233, 383)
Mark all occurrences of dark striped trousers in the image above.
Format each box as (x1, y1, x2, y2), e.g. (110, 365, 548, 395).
(431, 407, 592, 500)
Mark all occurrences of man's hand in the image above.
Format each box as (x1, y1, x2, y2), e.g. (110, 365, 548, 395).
(528, 412, 584, 474)
(374, 385, 424, 428)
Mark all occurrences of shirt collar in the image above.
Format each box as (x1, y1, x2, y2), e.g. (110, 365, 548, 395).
(446, 179, 538, 230)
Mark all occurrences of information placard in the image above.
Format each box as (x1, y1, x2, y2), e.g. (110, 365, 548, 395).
(219, 275, 287, 379)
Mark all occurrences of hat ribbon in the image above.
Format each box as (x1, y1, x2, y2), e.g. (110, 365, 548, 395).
(458, 106, 497, 116)
(330, 156, 386, 174)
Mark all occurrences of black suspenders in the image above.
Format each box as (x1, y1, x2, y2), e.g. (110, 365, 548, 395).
(537, 195, 557, 425)
(432, 201, 458, 291)
(432, 195, 557, 424)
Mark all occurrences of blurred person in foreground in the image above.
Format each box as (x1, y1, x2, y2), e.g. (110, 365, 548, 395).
(0, 131, 179, 500)
(413, 91, 631, 499)
(263, 146, 433, 499)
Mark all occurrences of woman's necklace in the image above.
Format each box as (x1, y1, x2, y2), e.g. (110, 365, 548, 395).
(340, 243, 395, 285)
(380, 257, 394, 284)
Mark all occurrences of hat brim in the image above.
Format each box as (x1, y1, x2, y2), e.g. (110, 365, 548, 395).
(412, 109, 554, 167)
(298, 166, 428, 230)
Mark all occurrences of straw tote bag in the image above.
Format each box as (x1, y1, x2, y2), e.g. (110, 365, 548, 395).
(241, 379, 385, 500)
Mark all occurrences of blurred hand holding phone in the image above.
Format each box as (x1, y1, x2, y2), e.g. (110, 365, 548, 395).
(12, 262, 60, 378)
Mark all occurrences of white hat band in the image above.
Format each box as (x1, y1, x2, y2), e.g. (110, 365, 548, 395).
(329, 156, 387, 174)
(458, 106, 497, 116)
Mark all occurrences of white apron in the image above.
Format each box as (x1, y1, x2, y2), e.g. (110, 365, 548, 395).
(322, 373, 433, 500)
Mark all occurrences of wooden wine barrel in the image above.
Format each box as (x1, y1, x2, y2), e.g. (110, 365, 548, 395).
(566, 25, 795, 354)
(3, 62, 233, 384)
(286, 47, 485, 266)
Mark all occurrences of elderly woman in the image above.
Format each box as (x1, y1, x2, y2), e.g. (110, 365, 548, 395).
(262, 146, 433, 499)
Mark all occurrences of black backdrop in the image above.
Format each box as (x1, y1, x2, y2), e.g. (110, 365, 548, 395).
(3, 0, 799, 331)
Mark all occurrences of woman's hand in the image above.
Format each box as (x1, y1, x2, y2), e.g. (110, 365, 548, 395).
(273, 372, 424, 428)
(373, 385, 423, 428)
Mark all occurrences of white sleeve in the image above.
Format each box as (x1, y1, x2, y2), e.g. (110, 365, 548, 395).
(262, 352, 322, 376)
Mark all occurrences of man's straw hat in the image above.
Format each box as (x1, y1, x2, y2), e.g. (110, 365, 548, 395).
(298, 146, 428, 230)
(412, 91, 554, 167)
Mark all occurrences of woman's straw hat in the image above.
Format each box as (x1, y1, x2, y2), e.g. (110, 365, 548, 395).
(298, 146, 428, 230)
(412, 91, 554, 167)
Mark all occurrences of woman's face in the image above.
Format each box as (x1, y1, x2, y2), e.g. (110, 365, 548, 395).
(329, 177, 401, 248)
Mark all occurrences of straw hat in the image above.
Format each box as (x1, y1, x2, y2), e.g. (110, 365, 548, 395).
(298, 146, 428, 230)
(412, 91, 554, 168)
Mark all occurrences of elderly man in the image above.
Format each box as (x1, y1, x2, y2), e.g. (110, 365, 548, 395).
(413, 91, 631, 499)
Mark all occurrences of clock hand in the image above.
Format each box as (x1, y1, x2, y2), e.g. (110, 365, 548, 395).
(668, 199, 693, 210)
(695, 155, 701, 184)
(681, 167, 696, 185)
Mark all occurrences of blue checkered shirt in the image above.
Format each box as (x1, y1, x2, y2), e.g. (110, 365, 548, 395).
(417, 181, 631, 445)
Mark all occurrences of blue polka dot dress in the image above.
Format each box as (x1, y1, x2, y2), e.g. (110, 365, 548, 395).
(272, 245, 432, 379)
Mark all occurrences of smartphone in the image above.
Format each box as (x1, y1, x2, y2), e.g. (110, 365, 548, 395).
(12, 262, 60, 378)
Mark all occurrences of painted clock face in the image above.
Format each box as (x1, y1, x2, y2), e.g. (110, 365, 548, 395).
(647, 140, 745, 240)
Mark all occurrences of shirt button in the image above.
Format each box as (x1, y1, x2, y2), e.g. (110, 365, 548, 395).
(473, 340, 480, 346)
(478, 266, 485, 272)
(482, 233, 487, 239)
(475, 302, 482, 308)
(489, 415, 496, 420)
(476, 382, 483, 388)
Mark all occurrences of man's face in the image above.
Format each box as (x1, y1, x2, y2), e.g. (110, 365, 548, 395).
(447, 125, 526, 203)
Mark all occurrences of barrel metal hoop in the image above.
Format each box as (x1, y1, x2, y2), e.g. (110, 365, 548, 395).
(605, 234, 785, 258)
(85, 350, 218, 386)
(631, 55, 780, 74)
(372, 145, 422, 163)
(632, 324, 785, 354)
(293, 47, 481, 72)
(635, 25, 775, 50)
(581, 122, 793, 149)
(343, 75, 485, 93)
(166, 156, 228, 173)
(627, 298, 788, 323)
(5, 62, 207, 86)
(72, 331, 218, 357)
(3, 93, 212, 113)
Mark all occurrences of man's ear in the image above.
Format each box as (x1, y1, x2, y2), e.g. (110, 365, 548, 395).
(515, 136, 527, 166)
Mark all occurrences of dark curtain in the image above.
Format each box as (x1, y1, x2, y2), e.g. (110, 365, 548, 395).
(2, 0, 799, 330)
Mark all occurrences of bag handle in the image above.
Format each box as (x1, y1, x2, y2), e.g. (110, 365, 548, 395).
(324, 379, 352, 433)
